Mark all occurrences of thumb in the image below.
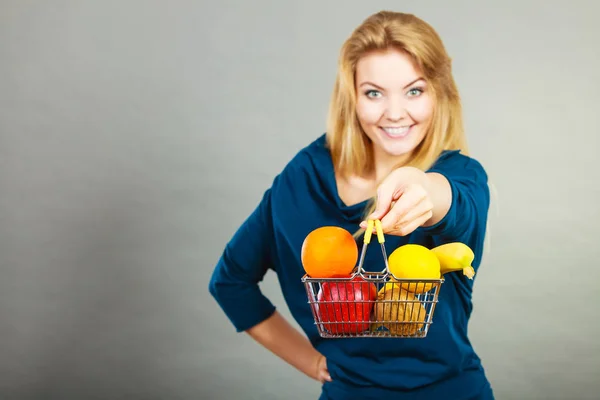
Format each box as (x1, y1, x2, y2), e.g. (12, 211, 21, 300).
(320, 359, 332, 382)
(369, 183, 397, 221)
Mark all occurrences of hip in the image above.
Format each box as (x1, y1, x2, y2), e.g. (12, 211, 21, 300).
(318, 368, 494, 400)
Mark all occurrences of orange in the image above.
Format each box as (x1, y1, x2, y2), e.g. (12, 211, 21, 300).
(301, 226, 358, 278)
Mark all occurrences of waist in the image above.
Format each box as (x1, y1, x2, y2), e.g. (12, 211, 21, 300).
(315, 327, 482, 390)
(321, 367, 492, 400)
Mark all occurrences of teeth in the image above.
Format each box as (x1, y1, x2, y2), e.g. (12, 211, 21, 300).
(382, 126, 410, 136)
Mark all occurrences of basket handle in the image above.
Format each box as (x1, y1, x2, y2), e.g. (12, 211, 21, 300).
(363, 219, 375, 244)
(363, 219, 385, 245)
(357, 219, 389, 274)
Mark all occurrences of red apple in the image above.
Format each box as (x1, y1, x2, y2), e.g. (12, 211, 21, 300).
(316, 276, 377, 334)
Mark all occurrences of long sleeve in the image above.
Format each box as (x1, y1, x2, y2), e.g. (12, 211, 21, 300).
(420, 151, 490, 267)
(206, 136, 494, 396)
(208, 184, 277, 332)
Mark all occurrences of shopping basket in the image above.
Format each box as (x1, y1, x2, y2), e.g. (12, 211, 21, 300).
(301, 219, 444, 338)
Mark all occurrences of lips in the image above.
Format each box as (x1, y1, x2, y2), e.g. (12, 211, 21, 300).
(380, 125, 413, 138)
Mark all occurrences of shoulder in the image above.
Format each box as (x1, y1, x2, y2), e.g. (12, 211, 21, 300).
(266, 134, 336, 229)
(273, 133, 331, 183)
(283, 133, 329, 170)
(428, 150, 488, 183)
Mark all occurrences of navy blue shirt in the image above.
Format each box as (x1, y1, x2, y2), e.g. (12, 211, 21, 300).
(209, 134, 493, 399)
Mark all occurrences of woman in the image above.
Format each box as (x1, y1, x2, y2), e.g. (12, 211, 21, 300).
(209, 10, 494, 400)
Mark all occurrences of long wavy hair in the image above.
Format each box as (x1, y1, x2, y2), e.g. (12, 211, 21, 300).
(325, 11, 468, 225)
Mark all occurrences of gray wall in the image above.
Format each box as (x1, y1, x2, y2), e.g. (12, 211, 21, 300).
(1, 1, 598, 399)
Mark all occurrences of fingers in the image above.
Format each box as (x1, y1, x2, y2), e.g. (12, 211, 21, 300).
(318, 368, 332, 383)
(379, 183, 428, 232)
(393, 195, 433, 231)
(360, 177, 433, 237)
(315, 354, 332, 383)
(369, 181, 402, 221)
(389, 207, 433, 236)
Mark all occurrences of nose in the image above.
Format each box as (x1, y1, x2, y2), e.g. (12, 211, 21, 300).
(385, 96, 407, 122)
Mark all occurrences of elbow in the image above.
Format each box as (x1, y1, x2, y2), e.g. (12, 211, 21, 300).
(208, 271, 222, 303)
(207, 266, 276, 333)
(208, 253, 237, 304)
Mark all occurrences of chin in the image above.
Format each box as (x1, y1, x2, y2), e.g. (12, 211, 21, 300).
(381, 143, 417, 157)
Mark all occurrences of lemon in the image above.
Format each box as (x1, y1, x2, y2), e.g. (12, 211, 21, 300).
(388, 244, 440, 293)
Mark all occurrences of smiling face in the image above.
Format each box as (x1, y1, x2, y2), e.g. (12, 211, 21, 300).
(355, 48, 434, 166)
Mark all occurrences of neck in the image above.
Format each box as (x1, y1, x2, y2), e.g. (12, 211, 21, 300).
(372, 146, 410, 183)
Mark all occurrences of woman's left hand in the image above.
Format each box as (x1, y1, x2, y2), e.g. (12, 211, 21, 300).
(360, 166, 434, 236)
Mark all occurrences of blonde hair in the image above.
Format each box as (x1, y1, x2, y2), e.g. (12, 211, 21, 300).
(325, 11, 468, 224)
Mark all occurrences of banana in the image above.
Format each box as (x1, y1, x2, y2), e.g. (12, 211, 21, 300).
(430, 242, 476, 279)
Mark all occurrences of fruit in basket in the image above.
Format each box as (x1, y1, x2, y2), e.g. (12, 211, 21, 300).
(301, 226, 358, 278)
(431, 242, 476, 279)
(316, 276, 377, 334)
(388, 244, 440, 293)
(371, 283, 426, 336)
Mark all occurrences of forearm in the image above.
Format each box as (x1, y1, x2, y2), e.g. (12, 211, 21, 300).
(423, 172, 452, 227)
(246, 311, 322, 380)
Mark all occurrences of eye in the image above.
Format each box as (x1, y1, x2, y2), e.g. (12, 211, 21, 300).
(365, 89, 382, 98)
(407, 87, 424, 97)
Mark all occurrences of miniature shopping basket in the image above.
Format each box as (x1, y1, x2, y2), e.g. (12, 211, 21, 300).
(301, 219, 444, 339)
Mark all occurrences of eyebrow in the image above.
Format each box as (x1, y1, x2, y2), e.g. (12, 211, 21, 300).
(359, 77, 425, 90)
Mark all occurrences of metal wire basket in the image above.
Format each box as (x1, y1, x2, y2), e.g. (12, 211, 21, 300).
(301, 219, 444, 339)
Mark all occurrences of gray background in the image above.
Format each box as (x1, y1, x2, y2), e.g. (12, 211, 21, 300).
(1, 1, 599, 399)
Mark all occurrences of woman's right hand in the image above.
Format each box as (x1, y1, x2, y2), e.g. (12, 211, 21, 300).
(245, 311, 332, 384)
(313, 353, 332, 383)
